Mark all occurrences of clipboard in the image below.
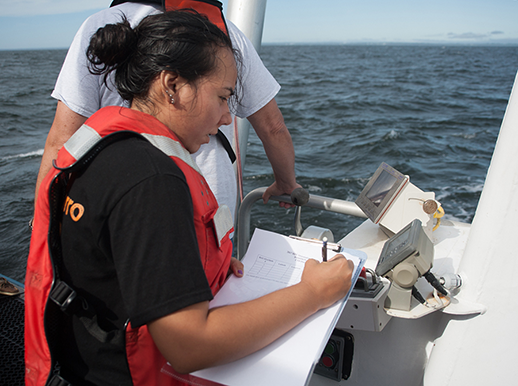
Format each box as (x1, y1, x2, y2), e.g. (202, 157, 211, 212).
(164, 228, 366, 386)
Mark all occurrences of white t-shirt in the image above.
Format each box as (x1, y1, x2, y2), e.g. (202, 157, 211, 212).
(52, 2, 280, 219)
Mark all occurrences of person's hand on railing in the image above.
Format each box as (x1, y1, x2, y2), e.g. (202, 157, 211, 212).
(262, 181, 302, 208)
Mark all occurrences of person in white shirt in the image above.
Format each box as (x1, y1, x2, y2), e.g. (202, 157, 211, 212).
(35, 0, 300, 221)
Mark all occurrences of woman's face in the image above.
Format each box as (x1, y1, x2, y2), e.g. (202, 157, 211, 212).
(166, 47, 237, 153)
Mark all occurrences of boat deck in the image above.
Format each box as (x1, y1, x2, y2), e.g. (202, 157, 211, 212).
(0, 279, 25, 386)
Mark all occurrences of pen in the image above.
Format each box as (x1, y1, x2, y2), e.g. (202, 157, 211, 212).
(322, 237, 328, 262)
(288, 235, 342, 252)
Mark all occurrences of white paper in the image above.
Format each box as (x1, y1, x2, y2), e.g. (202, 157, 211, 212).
(190, 229, 366, 386)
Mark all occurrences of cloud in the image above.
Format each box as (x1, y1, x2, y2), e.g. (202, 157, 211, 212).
(447, 32, 488, 40)
(0, 0, 111, 17)
(447, 31, 508, 41)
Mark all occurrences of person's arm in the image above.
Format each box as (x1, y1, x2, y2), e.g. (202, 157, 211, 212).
(34, 101, 87, 199)
(148, 254, 354, 374)
(247, 99, 301, 207)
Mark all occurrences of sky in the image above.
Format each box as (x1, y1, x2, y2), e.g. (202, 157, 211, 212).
(0, 0, 517, 50)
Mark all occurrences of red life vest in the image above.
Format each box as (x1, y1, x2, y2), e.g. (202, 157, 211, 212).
(25, 106, 233, 385)
(164, 0, 228, 35)
(110, 1, 229, 36)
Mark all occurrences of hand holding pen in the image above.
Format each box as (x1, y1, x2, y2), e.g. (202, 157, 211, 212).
(322, 237, 328, 262)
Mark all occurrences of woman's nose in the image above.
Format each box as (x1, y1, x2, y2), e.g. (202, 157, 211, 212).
(219, 106, 232, 127)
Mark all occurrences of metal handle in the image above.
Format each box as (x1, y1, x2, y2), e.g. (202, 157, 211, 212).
(236, 187, 367, 259)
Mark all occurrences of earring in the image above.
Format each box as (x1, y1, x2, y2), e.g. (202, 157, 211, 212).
(165, 90, 174, 104)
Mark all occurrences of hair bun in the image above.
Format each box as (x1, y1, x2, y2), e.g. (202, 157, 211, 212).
(87, 17, 137, 74)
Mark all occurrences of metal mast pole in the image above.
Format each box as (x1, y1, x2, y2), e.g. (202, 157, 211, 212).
(226, 0, 267, 188)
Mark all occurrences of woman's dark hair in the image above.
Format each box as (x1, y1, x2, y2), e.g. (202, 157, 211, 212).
(87, 9, 239, 104)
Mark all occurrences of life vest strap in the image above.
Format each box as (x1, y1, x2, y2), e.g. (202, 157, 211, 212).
(48, 281, 78, 314)
(216, 129, 236, 164)
(47, 131, 146, 341)
(56, 129, 145, 172)
(47, 373, 72, 386)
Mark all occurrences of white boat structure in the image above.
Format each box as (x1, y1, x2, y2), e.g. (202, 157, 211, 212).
(0, 1, 517, 385)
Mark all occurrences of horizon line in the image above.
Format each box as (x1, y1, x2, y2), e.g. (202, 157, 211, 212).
(2, 40, 518, 52)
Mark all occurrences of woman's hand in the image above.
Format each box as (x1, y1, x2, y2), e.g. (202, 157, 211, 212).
(299, 254, 354, 310)
(227, 256, 244, 278)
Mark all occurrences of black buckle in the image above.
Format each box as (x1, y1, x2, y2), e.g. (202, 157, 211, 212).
(48, 373, 72, 386)
(49, 281, 77, 313)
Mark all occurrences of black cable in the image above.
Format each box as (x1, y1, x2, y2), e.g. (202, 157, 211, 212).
(411, 286, 426, 304)
(424, 271, 448, 296)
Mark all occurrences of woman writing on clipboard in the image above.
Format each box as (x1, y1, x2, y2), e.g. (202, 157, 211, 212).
(24, 10, 354, 386)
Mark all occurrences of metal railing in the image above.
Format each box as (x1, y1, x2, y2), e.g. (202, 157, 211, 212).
(236, 187, 367, 259)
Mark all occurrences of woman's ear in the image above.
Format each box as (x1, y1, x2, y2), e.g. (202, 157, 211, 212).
(160, 70, 191, 106)
(160, 70, 179, 98)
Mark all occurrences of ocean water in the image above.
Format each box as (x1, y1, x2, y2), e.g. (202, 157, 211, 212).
(0, 45, 517, 282)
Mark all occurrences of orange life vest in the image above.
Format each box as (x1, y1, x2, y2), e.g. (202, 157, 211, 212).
(25, 106, 233, 385)
(164, 0, 228, 35)
(110, 0, 229, 36)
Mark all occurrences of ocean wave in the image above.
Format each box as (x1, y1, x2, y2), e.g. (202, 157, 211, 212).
(383, 130, 399, 140)
(1, 149, 44, 161)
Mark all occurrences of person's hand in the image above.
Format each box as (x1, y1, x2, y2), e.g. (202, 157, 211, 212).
(227, 256, 244, 278)
(299, 254, 354, 310)
(262, 181, 302, 208)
